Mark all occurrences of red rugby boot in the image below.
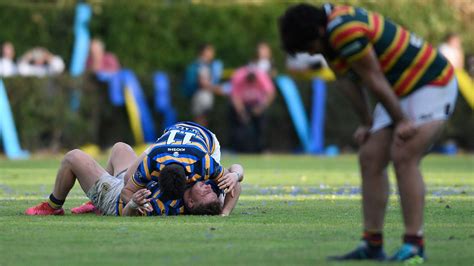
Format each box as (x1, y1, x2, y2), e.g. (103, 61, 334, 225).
(25, 202, 64, 216)
(71, 201, 98, 214)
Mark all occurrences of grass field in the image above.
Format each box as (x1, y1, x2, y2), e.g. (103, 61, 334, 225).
(0, 154, 473, 266)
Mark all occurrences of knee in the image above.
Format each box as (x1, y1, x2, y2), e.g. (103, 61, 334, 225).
(359, 148, 381, 174)
(63, 149, 85, 166)
(391, 149, 417, 172)
(111, 142, 132, 154)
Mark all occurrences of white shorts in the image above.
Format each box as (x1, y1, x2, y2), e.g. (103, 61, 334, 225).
(210, 133, 221, 163)
(371, 78, 458, 132)
(191, 90, 214, 117)
(86, 172, 125, 216)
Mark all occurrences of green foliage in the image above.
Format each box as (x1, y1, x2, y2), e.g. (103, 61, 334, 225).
(0, 1, 472, 151)
(1, 155, 473, 265)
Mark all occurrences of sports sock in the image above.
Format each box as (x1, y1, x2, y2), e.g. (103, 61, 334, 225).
(48, 194, 65, 209)
(403, 234, 424, 248)
(363, 231, 383, 250)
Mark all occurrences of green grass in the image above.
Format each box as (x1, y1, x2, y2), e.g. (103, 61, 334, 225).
(1, 154, 473, 266)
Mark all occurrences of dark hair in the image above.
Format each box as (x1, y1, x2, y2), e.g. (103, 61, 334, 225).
(443, 32, 459, 43)
(158, 164, 186, 200)
(198, 43, 213, 54)
(185, 200, 222, 216)
(278, 3, 327, 55)
(245, 71, 256, 83)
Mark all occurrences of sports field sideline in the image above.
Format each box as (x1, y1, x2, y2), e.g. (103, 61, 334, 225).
(1, 154, 473, 265)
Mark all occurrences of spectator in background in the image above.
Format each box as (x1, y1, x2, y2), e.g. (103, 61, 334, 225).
(439, 33, 464, 69)
(17, 47, 65, 77)
(188, 44, 224, 127)
(466, 55, 474, 79)
(249, 42, 275, 76)
(230, 66, 275, 153)
(87, 38, 120, 73)
(0, 42, 17, 77)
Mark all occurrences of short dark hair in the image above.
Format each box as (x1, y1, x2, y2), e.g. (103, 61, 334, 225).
(158, 164, 186, 200)
(245, 71, 256, 83)
(278, 3, 327, 55)
(443, 32, 459, 43)
(198, 43, 213, 54)
(185, 200, 222, 216)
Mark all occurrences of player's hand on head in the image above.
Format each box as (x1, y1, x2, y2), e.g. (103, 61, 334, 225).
(132, 188, 151, 206)
(395, 119, 417, 146)
(218, 172, 239, 197)
(137, 204, 153, 214)
(353, 125, 371, 145)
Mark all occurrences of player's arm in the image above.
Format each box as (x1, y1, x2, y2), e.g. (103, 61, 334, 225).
(349, 49, 416, 142)
(217, 164, 244, 191)
(336, 76, 373, 145)
(121, 188, 153, 216)
(120, 152, 148, 204)
(349, 50, 405, 123)
(337, 77, 372, 126)
(218, 164, 244, 216)
(221, 178, 242, 216)
(123, 152, 146, 185)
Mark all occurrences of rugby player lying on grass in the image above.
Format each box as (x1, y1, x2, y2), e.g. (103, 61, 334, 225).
(26, 122, 244, 216)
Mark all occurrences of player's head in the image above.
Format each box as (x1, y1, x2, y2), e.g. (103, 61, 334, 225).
(158, 164, 186, 200)
(183, 181, 222, 215)
(278, 3, 328, 55)
(443, 32, 462, 48)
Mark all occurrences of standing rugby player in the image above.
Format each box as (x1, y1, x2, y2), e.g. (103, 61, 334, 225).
(279, 3, 457, 262)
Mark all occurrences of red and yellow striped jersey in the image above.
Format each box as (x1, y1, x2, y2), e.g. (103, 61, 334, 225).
(324, 4, 454, 96)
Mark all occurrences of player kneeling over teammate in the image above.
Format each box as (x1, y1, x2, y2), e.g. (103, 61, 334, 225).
(25, 122, 243, 216)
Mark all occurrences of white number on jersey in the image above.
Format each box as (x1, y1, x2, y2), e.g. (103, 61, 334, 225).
(166, 130, 196, 145)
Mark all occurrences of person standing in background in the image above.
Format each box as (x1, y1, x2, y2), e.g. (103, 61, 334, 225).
(0, 42, 17, 77)
(87, 38, 121, 73)
(230, 66, 275, 153)
(439, 33, 464, 70)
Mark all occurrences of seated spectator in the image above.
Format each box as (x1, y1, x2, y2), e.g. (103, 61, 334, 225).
(87, 38, 120, 73)
(186, 44, 224, 127)
(249, 42, 275, 75)
(17, 47, 65, 77)
(230, 66, 275, 153)
(439, 32, 464, 69)
(0, 42, 17, 77)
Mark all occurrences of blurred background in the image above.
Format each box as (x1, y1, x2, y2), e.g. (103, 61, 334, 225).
(0, 0, 472, 157)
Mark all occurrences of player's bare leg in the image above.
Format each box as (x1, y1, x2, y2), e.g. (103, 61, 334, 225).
(72, 142, 137, 214)
(26, 149, 107, 215)
(105, 142, 137, 179)
(52, 149, 106, 199)
(390, 120, 445, 260)
(392, 120, 444, 234)
(359, 128, 392, 232)
(329, 128, 392, 261)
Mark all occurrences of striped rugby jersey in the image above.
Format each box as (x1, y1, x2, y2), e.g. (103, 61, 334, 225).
(130, 121, 224, 189)
(116, 179, 223, 216)
(323, 4, 454, 96)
